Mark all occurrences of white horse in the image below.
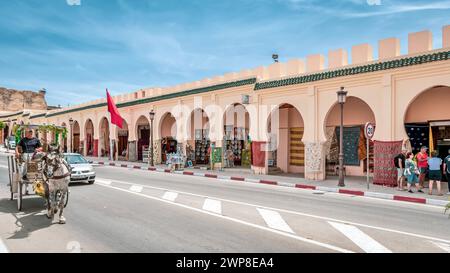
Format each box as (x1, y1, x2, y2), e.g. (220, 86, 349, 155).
(41, 147, 71, 224)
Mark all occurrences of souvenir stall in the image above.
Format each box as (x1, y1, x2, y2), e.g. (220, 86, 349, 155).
(161, 137, 177, 164)
(223, 126, 249, 168)
(194, 129, 210, 165)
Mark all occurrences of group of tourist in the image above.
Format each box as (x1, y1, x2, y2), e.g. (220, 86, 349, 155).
(394, 146, 450, 195)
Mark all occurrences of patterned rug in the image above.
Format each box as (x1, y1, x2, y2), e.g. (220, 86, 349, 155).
(373, 140, 402, 187)
(335, 126, 361, 166)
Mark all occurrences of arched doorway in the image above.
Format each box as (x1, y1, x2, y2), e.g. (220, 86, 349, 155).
(73, 121, 80, 153)
(186, 108, 210, 166)
(85, 119, 94, 156)
(99, 117, 110, 158)
(324, 96, 376, 177)
(159, 112, 177, 164)
(404, 86, 450, 160)
(223, 103, 251, 168)
(3, 124, 9, 144)
(117, 120, 129, 160)
(136, 116, 150, 161)
(267, 104, 305, 175)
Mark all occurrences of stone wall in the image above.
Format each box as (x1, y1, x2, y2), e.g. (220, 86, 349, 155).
(0, 88, 48, 112)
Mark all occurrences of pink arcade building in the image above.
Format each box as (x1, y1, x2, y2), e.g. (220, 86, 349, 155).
(2, 25, 450, 186)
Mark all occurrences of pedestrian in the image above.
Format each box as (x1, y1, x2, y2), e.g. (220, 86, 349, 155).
(427, 150, 443, 196)
(394, 148, 408, 191)
(444, 149, 450, 195)
(404, 152, 420, 193)
(416, 146, 428, 192)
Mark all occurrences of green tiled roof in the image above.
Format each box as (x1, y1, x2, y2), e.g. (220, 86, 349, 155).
(46, 78, 256, 118)
(254, 50, 450, 90)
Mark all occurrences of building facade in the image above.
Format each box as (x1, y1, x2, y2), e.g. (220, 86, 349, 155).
(2, 25, 450, 182)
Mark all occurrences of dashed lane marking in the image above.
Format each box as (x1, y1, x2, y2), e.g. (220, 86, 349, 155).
(202, 199, 222, 214)
(162, 192, 178, 202)
(96, 183, 353, 253)
(129, 185, 143, 193)
(257, 208, 294, 234)
(92, 177, 450, 245)
(328, 222, 392, 253)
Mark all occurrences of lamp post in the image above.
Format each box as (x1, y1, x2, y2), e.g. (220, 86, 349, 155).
(149, 110, 155, 166)
(69, 118, 74, 153)
(337, 87, 348, 187)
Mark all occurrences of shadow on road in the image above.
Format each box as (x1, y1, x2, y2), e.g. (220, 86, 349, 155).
(0, 195, 54, 239)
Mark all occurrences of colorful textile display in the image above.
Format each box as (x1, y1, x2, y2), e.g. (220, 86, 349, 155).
(405, 124, 428, 154)
(324, 127, 336, 161)
(373, 140, 403, 187)
(358, 126, 367, 161)
(335, 126, 361, 166)
(251, 141, 266, 167)
(328, 128, 339, 162)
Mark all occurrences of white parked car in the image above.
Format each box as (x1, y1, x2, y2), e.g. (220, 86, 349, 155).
(6, 136, 16, 150)
(64, 153, 96, 184)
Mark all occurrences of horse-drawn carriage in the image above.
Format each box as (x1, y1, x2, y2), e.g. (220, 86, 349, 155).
(7, 124, 70, 224)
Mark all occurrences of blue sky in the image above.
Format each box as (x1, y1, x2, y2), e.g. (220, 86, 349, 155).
(0, 0, 449, 107)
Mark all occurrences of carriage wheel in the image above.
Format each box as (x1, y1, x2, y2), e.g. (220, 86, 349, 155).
(17, 181, 23, 211)
(64, 190, 69, 208)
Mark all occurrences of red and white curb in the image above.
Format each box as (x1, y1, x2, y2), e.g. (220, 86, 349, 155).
(93, 161, 450, 208)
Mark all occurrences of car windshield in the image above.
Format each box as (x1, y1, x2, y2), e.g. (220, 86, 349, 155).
(8, 136, 15, 141)
(65, 155, 88, 164)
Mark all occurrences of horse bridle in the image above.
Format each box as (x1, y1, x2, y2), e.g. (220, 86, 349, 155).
(44, 153, 71, 180)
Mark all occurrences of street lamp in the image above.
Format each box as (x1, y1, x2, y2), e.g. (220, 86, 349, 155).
(69, 118, 74, 153)
(149, 110, 155, 166)
(337, 87, 348, 187)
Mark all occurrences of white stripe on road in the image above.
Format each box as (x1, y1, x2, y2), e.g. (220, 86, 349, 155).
(91, 177, 450, 245)
(328, 221, 392, 253)
(0, 238, 9, 253)
(129, 185, 143, 193)
(257, 208, 294, 234)
(0, 164, 8, 169)
(202, 199, 222, 214)
(96, 183, 353, 253)
(162, 192, 178, 202)
(431, 241, 450, 253)
(96, 179, 112, 185)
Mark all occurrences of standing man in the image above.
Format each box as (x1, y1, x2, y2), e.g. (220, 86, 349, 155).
(15, 129, 43, 180)
(416, 146, 428, 193)
(394, 148, 408, 191)
(444, 149, 450, 195)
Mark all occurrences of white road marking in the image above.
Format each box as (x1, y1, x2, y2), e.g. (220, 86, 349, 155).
(92, 177, 450, 245)
(431, 241, 450, 253)
(0, 164, 8, 169)
(129, 185, 143, 193)
(257, 208, 294, 234)
(162, 191, 178, 202)
(96, 183, 353, 253)
(202, 199, 222, 214)
(96, 179, 112, 185)
(0, 238, 9, 253)
(329, 222, 392, 253)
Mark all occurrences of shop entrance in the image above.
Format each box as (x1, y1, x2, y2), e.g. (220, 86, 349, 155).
(72, 121, 80, 153)
(187, 108, 210, 166)
(267, 104, 305, 176)
(85, 119, 94, 156)
(223, 103, 251, 168)
(136, 116, 150, 161)
(404, 86, 450, 182)
(117, 120, 129, 160)
(160, 112, 178, 164)
(324, 97, 376, 177)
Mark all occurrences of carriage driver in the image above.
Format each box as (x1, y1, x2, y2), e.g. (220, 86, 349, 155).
(15, 129, 43, 180)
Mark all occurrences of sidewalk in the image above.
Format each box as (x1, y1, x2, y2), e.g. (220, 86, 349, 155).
(89, 157, 450, 207)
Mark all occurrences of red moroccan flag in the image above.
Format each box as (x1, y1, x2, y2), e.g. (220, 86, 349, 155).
(106, 89, 123, 129)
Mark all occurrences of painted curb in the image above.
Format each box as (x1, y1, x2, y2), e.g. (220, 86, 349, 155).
(94, 161, 450, 207)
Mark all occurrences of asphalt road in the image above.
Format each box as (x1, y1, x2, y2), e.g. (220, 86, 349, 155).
(0, 153, 449, 253)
